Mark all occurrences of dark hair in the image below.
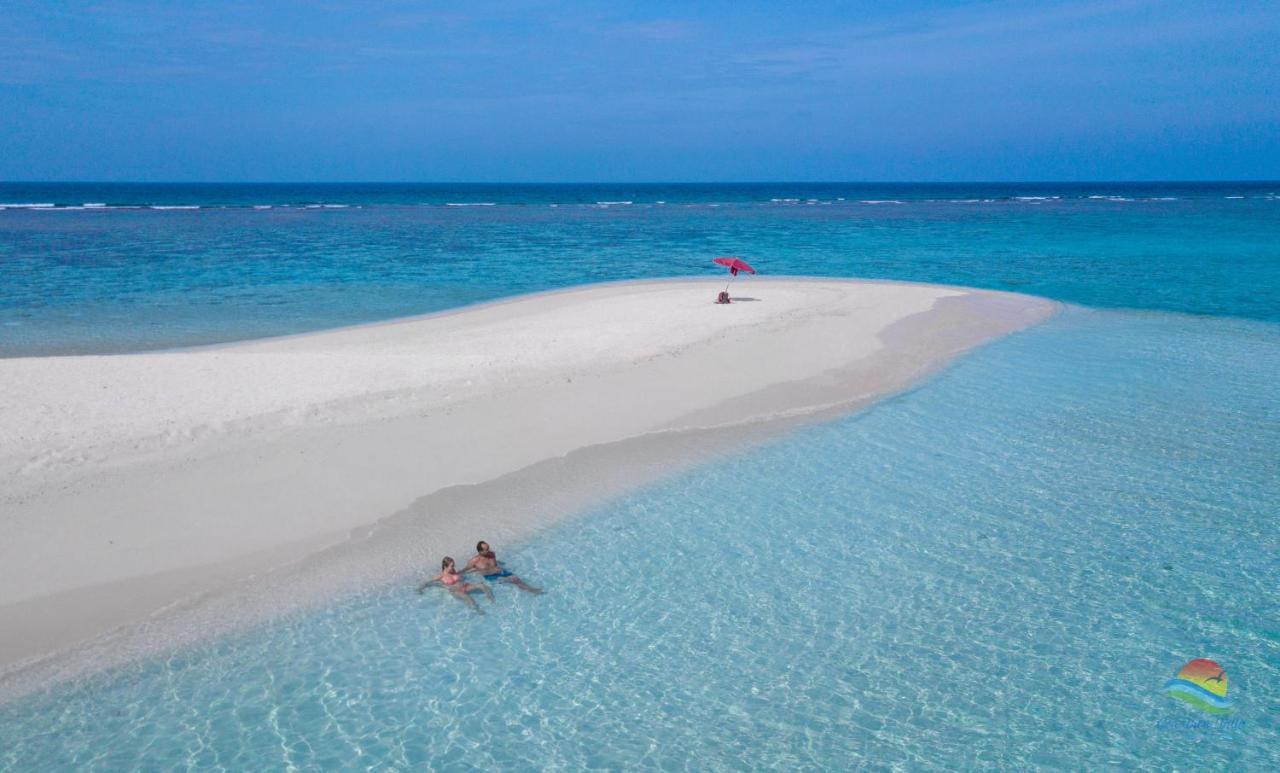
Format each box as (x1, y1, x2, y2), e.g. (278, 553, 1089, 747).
(442, 556, 455, 570)
(476, 540, 488, 553)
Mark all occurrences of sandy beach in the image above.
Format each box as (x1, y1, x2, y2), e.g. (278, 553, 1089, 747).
(6, 1, 1275, 762)
(0, 278, 1056, 692)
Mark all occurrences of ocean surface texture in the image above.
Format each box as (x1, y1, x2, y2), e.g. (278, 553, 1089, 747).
(1, 182, 1277, 355)
(1, 183, 1277, 769)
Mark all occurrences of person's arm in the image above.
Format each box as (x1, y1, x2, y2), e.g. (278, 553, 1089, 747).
(416, 577, 441, 594)
(460, 556, 481, 574)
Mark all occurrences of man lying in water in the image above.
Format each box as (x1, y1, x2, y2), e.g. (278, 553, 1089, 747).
(416, 556, 494, 613)
(461, 540, 544, 594)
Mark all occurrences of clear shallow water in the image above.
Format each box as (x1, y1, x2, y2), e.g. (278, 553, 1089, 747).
(2, 182, 1278, 355)
(3, 308, 1276, 769)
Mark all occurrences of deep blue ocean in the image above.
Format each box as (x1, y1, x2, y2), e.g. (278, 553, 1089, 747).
(1, 183, 1277, 769)
(2, 182, 1277, 355)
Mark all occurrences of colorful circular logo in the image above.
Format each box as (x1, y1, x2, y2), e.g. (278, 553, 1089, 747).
(1164, 658, 1232, 714)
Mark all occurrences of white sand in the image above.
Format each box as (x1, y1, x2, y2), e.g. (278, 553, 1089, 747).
(0, 278, 1056, 678)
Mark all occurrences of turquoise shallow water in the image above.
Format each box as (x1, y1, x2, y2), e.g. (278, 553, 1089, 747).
(2, 182, 1278, 355)
(3, 308, 1276, 769)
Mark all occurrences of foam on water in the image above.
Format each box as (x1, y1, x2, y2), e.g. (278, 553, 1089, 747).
(2, 308, 1275, 769)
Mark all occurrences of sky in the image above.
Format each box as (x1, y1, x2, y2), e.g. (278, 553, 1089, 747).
(2, 0, 1278, 182)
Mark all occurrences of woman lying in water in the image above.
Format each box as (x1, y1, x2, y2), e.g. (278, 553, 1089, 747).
(462, 540, 544, 594)
(416, 556, 494, 613)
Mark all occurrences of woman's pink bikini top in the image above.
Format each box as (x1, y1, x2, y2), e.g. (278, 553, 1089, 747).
(442, 572, 460, 586)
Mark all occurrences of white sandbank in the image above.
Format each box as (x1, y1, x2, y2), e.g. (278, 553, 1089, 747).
(0, 278, 1057, 689)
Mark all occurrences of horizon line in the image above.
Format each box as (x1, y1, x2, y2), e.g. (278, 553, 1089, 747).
(4, 179, 1279, 186)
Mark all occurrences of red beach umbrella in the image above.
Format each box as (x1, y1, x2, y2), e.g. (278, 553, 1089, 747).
(713, 256, 756, 276)
(713, 256, 756, 297)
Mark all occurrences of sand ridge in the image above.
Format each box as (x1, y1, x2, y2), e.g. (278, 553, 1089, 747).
(0, 278, 1057, 684)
